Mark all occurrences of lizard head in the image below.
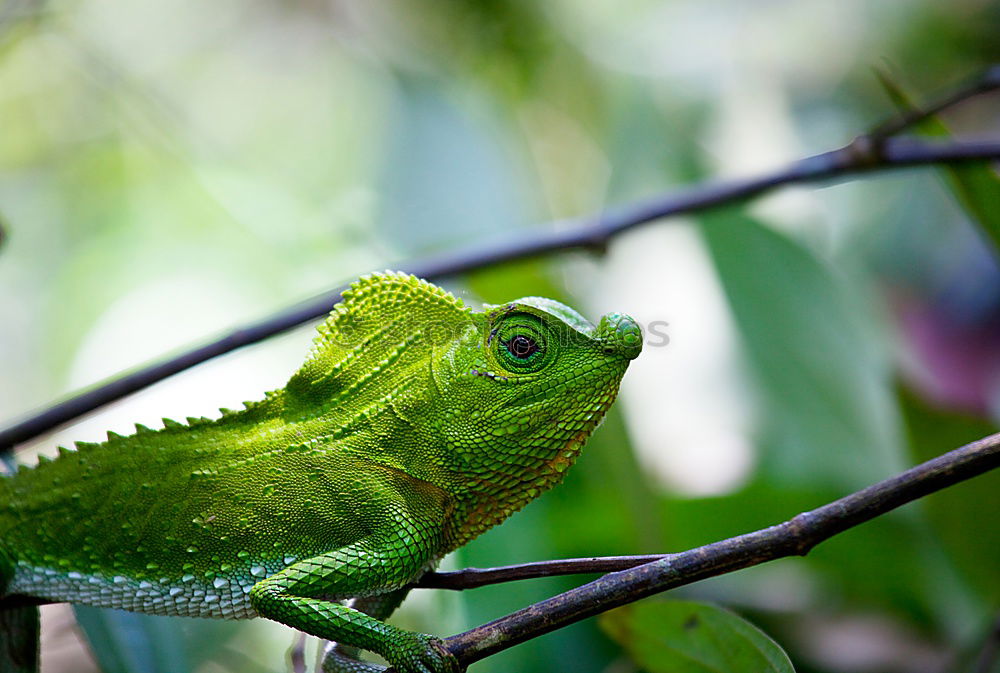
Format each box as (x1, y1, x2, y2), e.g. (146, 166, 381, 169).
(285, 271, 640, 538)
(436, 293, 641, 520)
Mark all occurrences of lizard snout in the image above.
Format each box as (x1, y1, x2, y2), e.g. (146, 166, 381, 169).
(596, 313, 643, 361)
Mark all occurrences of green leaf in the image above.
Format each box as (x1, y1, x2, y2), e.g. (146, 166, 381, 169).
(600, 600, 795, 673)
(875, 70, 1000, 252)
(73, 607, 246, 673)
(701, 211, 900, 489)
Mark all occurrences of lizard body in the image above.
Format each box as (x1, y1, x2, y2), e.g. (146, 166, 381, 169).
(0, 272, 642, 672)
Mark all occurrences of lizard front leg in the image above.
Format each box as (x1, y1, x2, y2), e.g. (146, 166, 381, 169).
(248, 535, 459, 673)
(321, 588, 412, 673)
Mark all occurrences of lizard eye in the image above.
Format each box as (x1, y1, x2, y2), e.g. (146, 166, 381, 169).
(492, 314, 550, 372)
(506, 334, 539, 359)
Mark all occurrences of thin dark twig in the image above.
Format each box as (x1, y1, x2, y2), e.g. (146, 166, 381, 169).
(415, 555, 669, 590)
(869, 65, 1000, 141)
(3, 135, 999, 452)
(392, 433, 1000, 669)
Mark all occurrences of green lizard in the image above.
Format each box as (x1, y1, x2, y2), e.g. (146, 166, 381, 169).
(0, 271, 642, 673)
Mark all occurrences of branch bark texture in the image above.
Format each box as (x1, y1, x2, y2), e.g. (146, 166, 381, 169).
(414, 432, 1000, 668)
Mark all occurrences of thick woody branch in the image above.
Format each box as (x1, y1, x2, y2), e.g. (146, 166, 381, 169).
(402, 433, 999, 669)
(2, 71, 1000, 450)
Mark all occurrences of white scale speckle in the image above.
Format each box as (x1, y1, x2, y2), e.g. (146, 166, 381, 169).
(9, 565, 258, 619)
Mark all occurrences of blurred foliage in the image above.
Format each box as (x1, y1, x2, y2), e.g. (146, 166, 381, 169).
(1, 1, 999, 672)
(72, 606, 255, 673)
(899, 386, 1000, 605)
(876, 68, 1000, 253)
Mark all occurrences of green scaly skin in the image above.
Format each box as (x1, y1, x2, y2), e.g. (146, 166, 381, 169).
(0, 272, 642, 673)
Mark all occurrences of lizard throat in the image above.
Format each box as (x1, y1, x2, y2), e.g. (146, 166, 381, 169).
(445, 410, 608, 551)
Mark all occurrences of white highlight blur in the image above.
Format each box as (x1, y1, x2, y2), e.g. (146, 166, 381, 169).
(584, 224, 756, 496)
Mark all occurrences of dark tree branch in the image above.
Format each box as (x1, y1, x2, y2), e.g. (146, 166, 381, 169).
(402, 432, 999, 670)
(4, 419, 997, 667)
(3, 69, 1000, 451)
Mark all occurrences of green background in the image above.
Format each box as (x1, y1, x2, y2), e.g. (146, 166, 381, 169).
(1, 1, 998, 671)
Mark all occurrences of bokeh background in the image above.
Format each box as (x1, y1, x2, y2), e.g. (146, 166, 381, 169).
(1, 0, 999, 671)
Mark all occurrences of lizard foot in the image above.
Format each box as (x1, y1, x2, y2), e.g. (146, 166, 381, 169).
(384, 633, 461, 673)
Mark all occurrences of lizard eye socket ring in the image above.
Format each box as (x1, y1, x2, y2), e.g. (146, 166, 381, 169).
(493, 315, 549, 372)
